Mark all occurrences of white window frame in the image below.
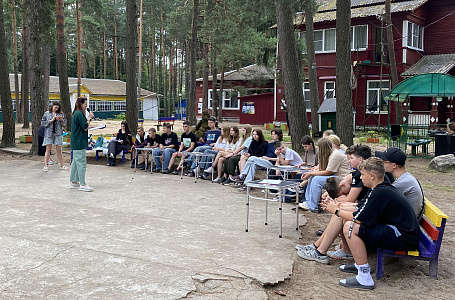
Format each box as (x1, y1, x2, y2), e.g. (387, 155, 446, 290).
(403, 20, 424, 51)
(366, 80, 390, 113)
(324, 81, 335, 99)
(351, 25, 368, 51)
(88, 100, 96, 112)
(302, 82, 311, 111)
(97, 101, 113, 112)
(113, 101, 127, 111)
(208, 89, 240, 110)
(301, 25, 368, 54)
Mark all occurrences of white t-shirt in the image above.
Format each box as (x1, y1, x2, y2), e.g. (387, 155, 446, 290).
(281, 147, 303, 166)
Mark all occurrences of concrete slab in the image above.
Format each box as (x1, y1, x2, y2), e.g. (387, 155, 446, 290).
(0, 159, 306, 298)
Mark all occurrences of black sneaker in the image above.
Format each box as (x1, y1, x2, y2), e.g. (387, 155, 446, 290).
(162, 169, 170, 174)
(219, 177, 228, 184)
(139, 165, 146, 170)
(131, 160, 136, 168)
(172, 169, 179, 175)
(223, 179, 235, 186)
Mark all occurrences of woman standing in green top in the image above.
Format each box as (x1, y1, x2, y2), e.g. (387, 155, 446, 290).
(70, 97, 94, 192)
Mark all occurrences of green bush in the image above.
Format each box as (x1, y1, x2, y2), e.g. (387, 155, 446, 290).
(114, 113, 126, 120)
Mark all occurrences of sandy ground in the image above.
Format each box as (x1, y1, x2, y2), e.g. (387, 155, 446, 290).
(1, 121, 454, 298)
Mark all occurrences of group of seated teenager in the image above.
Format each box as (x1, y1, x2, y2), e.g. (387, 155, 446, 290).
(295, 145, 424, 290)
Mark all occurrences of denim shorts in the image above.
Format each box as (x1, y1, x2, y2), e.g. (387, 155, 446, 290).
(43, 134, 63, 146)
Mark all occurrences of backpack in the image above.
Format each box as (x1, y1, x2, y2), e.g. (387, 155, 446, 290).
(94, 137, 104, 148)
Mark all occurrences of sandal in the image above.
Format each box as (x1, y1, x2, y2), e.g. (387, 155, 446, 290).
(60, 166, 69, 171)
(339, 264, 359, 274)
(327, 249, 353, 260)
(43, 166, 48, 172)
(339, 276, 374, 290)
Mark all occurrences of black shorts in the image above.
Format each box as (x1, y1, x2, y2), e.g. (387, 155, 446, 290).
(358, 224, 417, 251)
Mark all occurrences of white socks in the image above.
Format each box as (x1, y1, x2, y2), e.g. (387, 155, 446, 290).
(355, 263, 374, 286)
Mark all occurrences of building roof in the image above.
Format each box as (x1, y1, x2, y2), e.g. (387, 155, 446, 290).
(8, 74, 157, 99)
(317, 98, 337, 114)
(196, 64, 274, 82)
(292, 0, 428, 25)
(401, 54, 455, 77)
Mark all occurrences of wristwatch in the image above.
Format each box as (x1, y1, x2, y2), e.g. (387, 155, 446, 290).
(335, 209, 340, 217)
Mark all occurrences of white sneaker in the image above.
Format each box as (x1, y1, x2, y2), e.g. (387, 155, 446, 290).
(70, 183, 80, 189)
(298, 202, 310, 211)
(212, 177, 221, 183)
(48, 160, 54, 165)
(295, 243, 316, 252)
(79, 185, 94, 192)
(204, 166, 213, 173)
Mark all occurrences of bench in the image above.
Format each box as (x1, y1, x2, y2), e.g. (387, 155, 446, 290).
(407, 139, 432, 156)
(376, 198, 449, 279)
(155, 117, 175, 131)
(95, 148, 131, 164)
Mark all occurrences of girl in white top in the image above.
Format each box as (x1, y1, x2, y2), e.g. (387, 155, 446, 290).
(206, 126, 243, 182)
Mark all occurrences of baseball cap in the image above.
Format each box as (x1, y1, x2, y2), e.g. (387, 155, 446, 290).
(375, 147, 406, 165)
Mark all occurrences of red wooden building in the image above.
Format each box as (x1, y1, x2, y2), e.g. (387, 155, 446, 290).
(195, 64, 274, 121)
(283, 0, 455, 129)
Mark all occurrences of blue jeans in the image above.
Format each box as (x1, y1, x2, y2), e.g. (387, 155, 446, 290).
(200, 149, 218, 170)
(304, 175, 336, 212)
(189, 145, 212, 171)
(240, 156, 274, 184)
(152, 148, 177, 170)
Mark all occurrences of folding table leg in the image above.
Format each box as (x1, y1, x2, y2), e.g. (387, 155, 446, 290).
(245, 187, 250, 232)
(279, 188, 283, 238)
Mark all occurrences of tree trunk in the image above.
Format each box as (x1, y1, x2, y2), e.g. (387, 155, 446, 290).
(93, 49, 96, 78)
(187, 0, 199, 125)
(42, 42, 50, 107)
(275, 0, 309, 152)
(218, 64, 225, 121)
(385, 0, 400, 123)
(335, 0, 353, 146)
(160, 6, 167, 116)
(0, 0, 15, 148)
(103, 31, 107, 79)
(28, 0, 45, 155)
(126, 0, 138, 134)
(114, 0, 118, 80)
(150, 6, 156, 92)
(137, 0, 144, 119)
(169, 37, 174, 116)
(211, 47, 218, 119)
(202, 44, 209, 110)
(11, 0, 22, 123)
(21, 0, 30, 128)
(76, 0, 81, 97)
(56, 0, 72, 131)
(304, 0, 320, 136)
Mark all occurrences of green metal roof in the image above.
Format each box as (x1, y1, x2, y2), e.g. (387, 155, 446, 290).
(385, 73, 455, 102)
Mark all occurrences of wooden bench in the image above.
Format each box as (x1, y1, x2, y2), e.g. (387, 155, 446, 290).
(376, 198, 449, 279)
(407, 139, 432, 156)
(155, 117, 175, 131)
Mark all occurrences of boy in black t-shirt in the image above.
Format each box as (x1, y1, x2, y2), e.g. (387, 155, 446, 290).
(151, 123, 179, 172)
(146, 128, 161, 148)
(297, 144, 372, 261)
(167, 121, 197, 174)
(323, 157, 419, 290)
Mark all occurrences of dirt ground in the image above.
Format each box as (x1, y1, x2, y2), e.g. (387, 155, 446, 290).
(2, 121, 454, 298)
